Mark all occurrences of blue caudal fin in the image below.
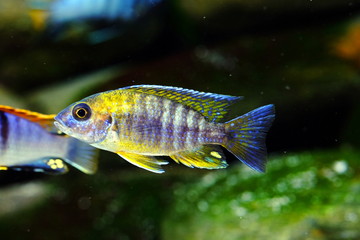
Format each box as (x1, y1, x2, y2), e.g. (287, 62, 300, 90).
(223, 104, 275, 172)
(64, 138, 99, 174)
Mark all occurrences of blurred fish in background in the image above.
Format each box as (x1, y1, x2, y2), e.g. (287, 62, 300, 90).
(27, 0, 163, 43)
(0, 105, 98, 175)
(333, 19, 360, 69)
(27, 0, 51, 30)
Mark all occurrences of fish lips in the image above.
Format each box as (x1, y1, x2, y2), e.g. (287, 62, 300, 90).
(54, 115, 73, 135)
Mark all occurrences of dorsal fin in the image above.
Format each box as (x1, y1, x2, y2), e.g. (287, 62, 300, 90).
(0, 105, 55, 130)
(122, 85, 242, 122)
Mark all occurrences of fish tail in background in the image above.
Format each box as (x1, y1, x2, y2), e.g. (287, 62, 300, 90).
(64, 137, 99, 174)
(223, 104, 275, 172)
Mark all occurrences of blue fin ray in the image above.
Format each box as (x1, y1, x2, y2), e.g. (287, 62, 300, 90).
(223, 104, 275, 172)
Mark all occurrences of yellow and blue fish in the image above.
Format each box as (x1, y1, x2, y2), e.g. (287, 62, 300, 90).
(0, 105, 97, 175)
(54, 85, 275, 173)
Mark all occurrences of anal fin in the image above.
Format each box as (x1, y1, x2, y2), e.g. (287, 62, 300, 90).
(117, 152, 168, 174)
(169, 145, 228, 169)
(0, 158, 69, 175)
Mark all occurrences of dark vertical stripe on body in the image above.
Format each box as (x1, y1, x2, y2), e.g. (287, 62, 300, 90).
(204, 125, 213, 142)
(0, 112, 9, 149)
(179, 106, 190, 149)
(158, 100, 176, 151)
(167, 101, 177, 140)
(153, 97, 163, 144)
(190, 111, 201, 146)
(131, 93, 144, 142)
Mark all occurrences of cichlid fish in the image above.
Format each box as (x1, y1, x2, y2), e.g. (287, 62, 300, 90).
(49, 0, 162, 23)
(54, 85, 275, 173)
(0, 105, 97, 175)
(28, 0, 162, 43)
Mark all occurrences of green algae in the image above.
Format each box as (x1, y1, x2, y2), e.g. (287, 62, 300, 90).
(0, 148, 359, 240)
(162, 147, 360, 240)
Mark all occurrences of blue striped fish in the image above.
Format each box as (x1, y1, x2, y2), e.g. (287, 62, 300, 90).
(0, 105, 97, 175)
(49, 0, 162, 23)
(28, 0, 162, 43)
(54, 85, 275, 173)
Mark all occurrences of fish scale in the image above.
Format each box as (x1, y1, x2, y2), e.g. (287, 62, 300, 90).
(137, 94, 223, 152)
(54, 85, 275, 173)
(137, 94, 166, 150)
(111, 92, 220, 154)
(159, 99, 175, 151)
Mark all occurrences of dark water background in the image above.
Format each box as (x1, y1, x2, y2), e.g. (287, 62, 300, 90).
(1, 0, 360, 239)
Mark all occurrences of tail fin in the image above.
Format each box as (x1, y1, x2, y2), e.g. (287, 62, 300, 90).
(224, 104, 275, 172)
(64, 137, 99, 174)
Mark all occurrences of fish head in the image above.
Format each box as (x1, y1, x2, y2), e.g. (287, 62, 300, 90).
(54, 99, 113, 144)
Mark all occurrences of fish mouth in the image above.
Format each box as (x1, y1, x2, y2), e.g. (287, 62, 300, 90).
(53, 115, 63, 127)
(54, 118, 73, 135)
(54, 114, 61, 123)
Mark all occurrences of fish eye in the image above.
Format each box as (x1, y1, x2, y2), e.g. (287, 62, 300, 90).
(72, 103, 91, 121)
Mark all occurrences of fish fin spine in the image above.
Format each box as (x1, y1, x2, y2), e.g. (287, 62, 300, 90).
(122, 85, 242, 122)
(169, 145, 228, 169)
(223, 104, 275, 172)
(117, 151, 168, 174)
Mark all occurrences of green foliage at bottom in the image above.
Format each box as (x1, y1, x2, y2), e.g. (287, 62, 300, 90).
(0, 147, 359, 240)
(162, 147, 360, 240)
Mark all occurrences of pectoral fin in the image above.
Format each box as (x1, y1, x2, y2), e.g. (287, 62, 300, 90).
(169, 145, 228, 169)
(0, 157, 69, 175)
(117, 152, 168, 174)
